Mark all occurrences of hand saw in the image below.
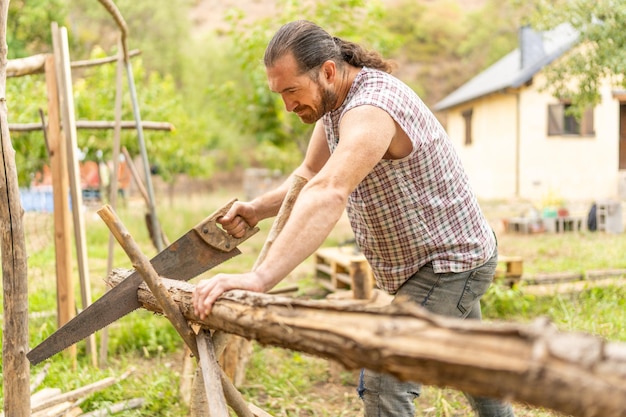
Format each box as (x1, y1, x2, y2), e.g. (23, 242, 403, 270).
(27, 198, 258, 365)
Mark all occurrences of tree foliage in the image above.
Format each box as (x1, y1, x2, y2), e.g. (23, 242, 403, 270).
(8, 47, 213, 185)
(69, 0, 192, 82)
(527, 0, 626, 116)
(204, 0, 399, 172)
(7, 0, 67, 58)
(73, 47, 213, 183)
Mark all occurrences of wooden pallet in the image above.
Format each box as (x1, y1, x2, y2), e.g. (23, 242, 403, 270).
(314, 246, 374, 299)
(495, 255, 523, 287)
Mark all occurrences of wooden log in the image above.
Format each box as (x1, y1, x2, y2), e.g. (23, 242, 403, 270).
(30, 369, 133, 413)
(248, 403, 274, 417)
(6, 50, 141, 78)
(106, 270, 626, 417)
(31, 401, 76, 417)
(79, 397, 144, 417)
(6, 54, 46, 77)
(0, 6, 31, 414)
(523, 272, 584, 285)
(196, 329, 229, 416)
(586, 269, 626, 280)
(30, 388, 62, 410)
(522, 277, 626, 297)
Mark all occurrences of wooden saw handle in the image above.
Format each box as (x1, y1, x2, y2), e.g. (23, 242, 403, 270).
(193, 198, 259, 252)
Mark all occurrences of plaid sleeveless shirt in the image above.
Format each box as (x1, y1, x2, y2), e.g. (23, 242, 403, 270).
(321, 67, 496, 293)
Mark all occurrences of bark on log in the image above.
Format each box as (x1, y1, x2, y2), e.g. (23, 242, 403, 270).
(106, 270, 626, 417)
(0, 3, 31, 412)
(6, 50, 141, 77)
(6, 54, 46, 77)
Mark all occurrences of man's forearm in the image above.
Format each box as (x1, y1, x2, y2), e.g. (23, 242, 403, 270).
(253, 183, 346, 291)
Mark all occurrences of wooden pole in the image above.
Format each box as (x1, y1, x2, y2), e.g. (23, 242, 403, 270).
(196, 329, 229, 416)
(8, 120, 174, 132)
(110, 272, 626, 417)
(51, 23, 97, 366)
(100, 40, 125, 367)
(95, 0, 164, 252)
(0, 0, 31, 413)
(44, 51, 76, 363)
(6, 49, 141, 78)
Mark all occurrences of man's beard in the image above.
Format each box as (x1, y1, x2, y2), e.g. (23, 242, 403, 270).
(295, 83, 337, 124)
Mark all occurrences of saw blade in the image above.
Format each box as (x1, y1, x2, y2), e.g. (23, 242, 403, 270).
(27, 200, 257, 365)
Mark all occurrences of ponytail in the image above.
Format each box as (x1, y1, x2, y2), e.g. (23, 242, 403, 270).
(333, 36, 396, 73)
(265, 20, 395, 74)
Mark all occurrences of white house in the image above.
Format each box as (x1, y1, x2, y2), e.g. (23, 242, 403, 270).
(434, 24, 626, 204)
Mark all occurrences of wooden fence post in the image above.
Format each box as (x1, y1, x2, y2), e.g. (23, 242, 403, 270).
(0, 0, 31, 412)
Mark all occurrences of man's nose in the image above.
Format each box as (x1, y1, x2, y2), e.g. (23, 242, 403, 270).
(282, 95, 297, 112)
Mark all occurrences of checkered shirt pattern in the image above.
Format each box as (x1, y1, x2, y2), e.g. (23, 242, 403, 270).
(322, 67, 496, 293)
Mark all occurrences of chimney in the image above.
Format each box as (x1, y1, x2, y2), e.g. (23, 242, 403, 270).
(519, 25, 545, 69)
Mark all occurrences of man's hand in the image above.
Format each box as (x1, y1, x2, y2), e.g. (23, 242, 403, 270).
(192, 272, 266, 319)
(218, 201, 259, 238)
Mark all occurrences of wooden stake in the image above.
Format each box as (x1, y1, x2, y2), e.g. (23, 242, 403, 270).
(100, 41, 126, 368)
(196, 329, 229, 416)
(51, 23, 97, 366)
(43, 50, 75, 364)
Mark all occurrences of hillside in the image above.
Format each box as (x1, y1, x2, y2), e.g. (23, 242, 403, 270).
(188, 0, 491, 107)
(189, 0, 487, 37)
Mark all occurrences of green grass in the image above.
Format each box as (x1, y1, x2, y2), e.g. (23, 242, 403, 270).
(1, 190, 625, 416)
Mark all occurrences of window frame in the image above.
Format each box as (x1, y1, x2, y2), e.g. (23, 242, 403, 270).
(547, 102, 595, 137)
(462, 108, 473, 146)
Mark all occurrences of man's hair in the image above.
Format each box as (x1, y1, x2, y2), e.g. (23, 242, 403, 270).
(264, 20, 395, 74)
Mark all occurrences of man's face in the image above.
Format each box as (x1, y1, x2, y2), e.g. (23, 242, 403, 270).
(266, 54, 337, 124)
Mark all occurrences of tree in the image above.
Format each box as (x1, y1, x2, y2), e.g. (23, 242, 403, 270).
(69, 0, 191, 81)
(527, 0, 626, 116)
(7, 0, 67, 58)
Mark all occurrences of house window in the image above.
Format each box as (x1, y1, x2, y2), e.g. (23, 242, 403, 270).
(462, 108, 473, 145)
(547, 103, 594, 136)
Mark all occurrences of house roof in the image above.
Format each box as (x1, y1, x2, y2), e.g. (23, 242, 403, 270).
(434, 24, 579, 111)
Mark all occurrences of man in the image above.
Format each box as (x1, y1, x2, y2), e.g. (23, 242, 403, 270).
(193, 20, 515, 417)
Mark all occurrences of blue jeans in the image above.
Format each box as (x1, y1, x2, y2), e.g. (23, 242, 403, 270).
(358, 251, 515, 417)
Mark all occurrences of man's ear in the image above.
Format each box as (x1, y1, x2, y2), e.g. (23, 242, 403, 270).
(321, 60, 337, 83)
